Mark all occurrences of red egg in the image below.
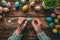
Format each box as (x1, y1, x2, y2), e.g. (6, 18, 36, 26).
(55, 25, 60, 29)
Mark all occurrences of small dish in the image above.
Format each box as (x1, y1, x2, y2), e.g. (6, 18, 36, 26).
(55, 7, 60, 14)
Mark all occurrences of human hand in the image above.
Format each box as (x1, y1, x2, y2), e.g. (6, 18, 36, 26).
(31, 18, 43, 34)
(16, 17, 27, 35)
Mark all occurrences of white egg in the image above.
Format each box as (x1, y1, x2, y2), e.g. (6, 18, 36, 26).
(3, 8, 9, 12)
(35, 6, 42, 11)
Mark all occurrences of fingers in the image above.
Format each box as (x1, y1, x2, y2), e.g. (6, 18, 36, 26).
(22, 21, 27, 29)
(17, 17, 26, 25)
(32, 18, 40, 25)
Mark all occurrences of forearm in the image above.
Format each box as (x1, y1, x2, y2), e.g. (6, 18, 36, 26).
(8, 31, 22, 40)
(37, 31, 51, 40)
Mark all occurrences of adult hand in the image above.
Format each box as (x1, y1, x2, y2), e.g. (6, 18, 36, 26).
(31, 18, 43, 34)
(16, 17, 27, 35)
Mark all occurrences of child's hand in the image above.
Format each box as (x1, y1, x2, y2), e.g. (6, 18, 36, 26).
(31, 18, 43, 34)
(16, 17, 27, 35)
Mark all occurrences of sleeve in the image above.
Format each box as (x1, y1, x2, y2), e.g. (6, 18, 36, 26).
(37, 31, 51, 40)
(8, 31, 22, 40)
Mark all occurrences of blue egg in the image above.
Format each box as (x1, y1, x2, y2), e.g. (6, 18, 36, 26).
(14, 2, 20, 8)
(46, 17, 53, 22)
(49, 22, 55, 28)
(58, 30, 60, 35)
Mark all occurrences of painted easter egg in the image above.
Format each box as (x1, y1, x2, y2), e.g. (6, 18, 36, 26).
(30, 2, 35, 7)
(1, 0, 7, 6)
(22, 5, 29, 11)
(3, 8, 9, 12)
(54, 18, 59, 23)
(21, 0, 27, 4)
(6, 2, 11, 8)
(52, 29, 58, 34)
(58, 30, 60, 35)
(49, 22, 55, 28)
(34, 6, 42, 11)
(14, 2, 20, 8)
(46, 17, 53, 22)
(0, 15, 2, 19)
(0, 7, 3, 14)
(57, 15, 60, 20)
(13, 7, 16, 11)
(51, 13, 56, 18)
(27, 18, 32, 22)
(55, 25, 60, 29)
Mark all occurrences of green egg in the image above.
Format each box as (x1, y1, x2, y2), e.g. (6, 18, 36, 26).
(27, 18, 32, 22)
(21, 0, 25, 4)
(54, 18, 59, 23)
(1, 0, 7, 6)
(49, 22, 55, 28)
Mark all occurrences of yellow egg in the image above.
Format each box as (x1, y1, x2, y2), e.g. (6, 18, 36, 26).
(57, 15, 60, 20)
(22, 5, 29, 11)
(52, 29, 58, 33)
(3, 8, 9, 12)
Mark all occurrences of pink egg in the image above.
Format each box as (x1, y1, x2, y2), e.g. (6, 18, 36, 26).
(6, 2, 11, 8)
(0, 7, 3, 14)
(13, 7, 16, 11)
(51, 13, 56, 18)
